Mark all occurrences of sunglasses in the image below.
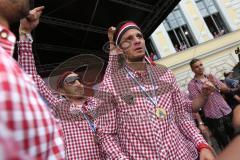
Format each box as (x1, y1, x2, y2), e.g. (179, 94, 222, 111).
(64, 76, 80, 85)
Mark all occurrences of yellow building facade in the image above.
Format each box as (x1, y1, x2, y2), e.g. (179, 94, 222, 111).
(151, 0, 240, 91)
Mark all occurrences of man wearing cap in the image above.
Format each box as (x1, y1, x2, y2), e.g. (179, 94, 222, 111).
(188, 58, 234, 149)
(17, 6, 120, 159)
(96, 21, 215, 159)
(0, 1, 64, 159)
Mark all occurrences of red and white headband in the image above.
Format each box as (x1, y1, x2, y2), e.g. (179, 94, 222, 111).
(114, 21, 141, 46)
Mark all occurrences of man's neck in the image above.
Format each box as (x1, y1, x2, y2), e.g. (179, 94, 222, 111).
(126, 59, 146, 72)
(195, 74, 205, 80)
(68, 96, 87, 106)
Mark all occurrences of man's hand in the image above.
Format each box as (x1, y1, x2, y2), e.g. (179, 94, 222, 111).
(199, 124, 211, 137)
(202, 80, 215, 96)
(207, 74, 216, 85)
(199, 124, 207, 134)
(208, 74, 232, 93)
(19, 6, 45, 33)
(200, 148, 216, 160)
(108, 26, 123, 55)
(108, 26, 116, 42)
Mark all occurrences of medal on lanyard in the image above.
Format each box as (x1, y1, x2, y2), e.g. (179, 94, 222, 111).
(155, 107, 167, 119)
(124, 66, 167, 119)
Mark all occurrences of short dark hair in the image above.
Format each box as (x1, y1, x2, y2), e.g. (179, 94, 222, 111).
(189, 58, 200, 68)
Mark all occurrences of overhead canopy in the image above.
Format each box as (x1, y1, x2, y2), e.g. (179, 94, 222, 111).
(21, 0, 180, 76)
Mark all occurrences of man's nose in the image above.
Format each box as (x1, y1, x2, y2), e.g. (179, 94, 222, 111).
(74, 80, 83, 87)
(133, 37, 141, 45)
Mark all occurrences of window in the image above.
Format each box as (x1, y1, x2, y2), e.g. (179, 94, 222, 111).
(195, 0, 229, 38)
(145, 38, 160, 60)
(163, 6, 196, 52)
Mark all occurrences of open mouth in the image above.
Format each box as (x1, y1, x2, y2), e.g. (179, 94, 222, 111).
(135, 47, 143, 52)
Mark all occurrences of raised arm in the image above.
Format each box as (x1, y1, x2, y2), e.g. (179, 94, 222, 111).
(17, 6, 64, 108)
(103, 26, 122, 81)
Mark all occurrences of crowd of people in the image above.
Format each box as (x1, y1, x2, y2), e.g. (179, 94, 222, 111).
(174, 42, 188, 52)
(174, 29, 226, 53)
(213, 29, 225, 39)
(1, 0, 240, 159)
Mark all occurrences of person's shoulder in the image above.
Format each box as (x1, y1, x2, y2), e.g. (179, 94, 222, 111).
(187, 78, 196, 89)
(106, 66, 126, 82)
(188, 78, 195, 84)
(151, 64, 175, 81)
(0, 52, 19, 74)
(188, 78, 195, 83)
(151, 63, 170, 74)
(0, 52, 35, 88)
(225, 77, 235, 82)
(225, 78, 238, 87)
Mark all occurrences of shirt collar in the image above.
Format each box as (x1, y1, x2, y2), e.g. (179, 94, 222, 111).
(193, 74, 207, 83)
(124, 63, 148, 78)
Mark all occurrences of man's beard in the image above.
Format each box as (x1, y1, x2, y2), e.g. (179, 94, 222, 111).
(9, 0, 18, 3)
(17, 0, 30, 19)
(20, 1, 30, 18)
(9, 1, 30, 23)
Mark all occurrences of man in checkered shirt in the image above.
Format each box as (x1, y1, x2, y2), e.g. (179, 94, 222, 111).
(17, 6, 120, 159)
(0, 0, 65, 159)
(188, 58, 234, 149)
(95, 21, 215, 159)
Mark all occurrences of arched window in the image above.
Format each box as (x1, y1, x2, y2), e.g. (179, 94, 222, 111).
(163, 6, 197, 52)
(195, 0, 229, 38)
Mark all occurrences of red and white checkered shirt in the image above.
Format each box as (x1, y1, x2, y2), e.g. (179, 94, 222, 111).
(18, 40, 118, 159)
(188, 75, 232, 119)
(96, 64, 207, 160)
(0, 26, 65, 159)
(0, 122, 31, 160)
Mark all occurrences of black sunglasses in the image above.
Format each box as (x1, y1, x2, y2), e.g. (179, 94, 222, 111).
(64, 76, 80, 85)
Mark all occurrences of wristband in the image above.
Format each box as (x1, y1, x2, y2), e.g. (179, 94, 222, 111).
(19, 31, 33, 42)
(197, 143, 212, 152)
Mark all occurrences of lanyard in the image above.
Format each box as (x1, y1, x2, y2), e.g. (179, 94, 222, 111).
(124, 66, 158, 107)
(81, 105, 96, 133)
(83, 113, 96, 133)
